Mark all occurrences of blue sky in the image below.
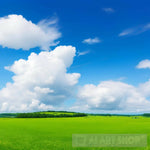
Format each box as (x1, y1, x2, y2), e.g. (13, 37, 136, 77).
(0, 0, 150, 113)
(0, 0, 150, 86)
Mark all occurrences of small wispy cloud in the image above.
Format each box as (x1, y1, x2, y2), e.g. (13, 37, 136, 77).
(77, 50, 90, 56)
(119, 23, 150, 37)
(136, 59, 150, 69)
(82, 37, 101, 44)
(102, 8, 115, 13)
(117, 77, 127, 81)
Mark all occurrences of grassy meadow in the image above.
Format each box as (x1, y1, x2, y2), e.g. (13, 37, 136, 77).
(0, 116, 150, 150)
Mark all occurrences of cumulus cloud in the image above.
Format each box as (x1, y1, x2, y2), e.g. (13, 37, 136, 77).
(102, 8, 115, 13)
(73, 81, 150, 112)
(136, 59, 150, 69)
(0, 46, 80, 112)
(136, 60, 150, 97)
(0, 14, 61, 50)
(119, 23, 150, 37)
(82, 37, 101, 44)
(1, 47, 150, 113)
(1, 44, 150, 113)
(139, 80, 150, 98)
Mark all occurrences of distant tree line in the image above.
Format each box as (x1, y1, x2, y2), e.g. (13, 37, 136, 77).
(89, 114, 112, 116)
(2, 111, 150, 118)
(16, 112, 87, 118)
(143, 113, 150, 117)
(0, 113, 17, 118)
(89, 113, 142, 117)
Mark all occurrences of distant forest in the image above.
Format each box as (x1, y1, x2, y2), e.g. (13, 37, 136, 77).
(16, 111, 87, 118)
(0, 111, 150, 118)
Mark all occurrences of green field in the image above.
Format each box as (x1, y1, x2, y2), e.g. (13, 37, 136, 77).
(0, 116, 149, 150)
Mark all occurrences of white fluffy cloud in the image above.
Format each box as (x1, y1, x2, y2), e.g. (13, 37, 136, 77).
(0, 14, 61, 50)
(82, 37, 101, 44)
(136, 59, 150, 69)
(136, 60, 150, 98)
(139, 80, 150, 98)
(0, 46, 80, 112)
(1, 48, 150, 113)
(74, 81, 150, 112)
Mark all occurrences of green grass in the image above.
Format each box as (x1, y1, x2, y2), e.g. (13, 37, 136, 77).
(0, 116, 149, 150)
